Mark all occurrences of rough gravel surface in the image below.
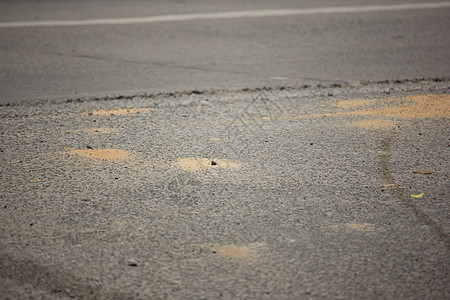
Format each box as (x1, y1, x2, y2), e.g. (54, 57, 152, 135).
(1, 80, 449, 299)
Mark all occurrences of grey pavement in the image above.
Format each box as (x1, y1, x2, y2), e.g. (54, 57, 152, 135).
(0, 0, 449, 105)
(0, 1, 449, 299)
(1, 80, 449, 299)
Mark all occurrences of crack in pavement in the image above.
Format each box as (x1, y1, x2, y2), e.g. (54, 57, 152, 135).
(380, 132, 450, 249)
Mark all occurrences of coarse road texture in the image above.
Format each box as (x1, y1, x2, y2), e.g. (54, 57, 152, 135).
(1, 0, 450, 299)
(1, 81, 449, 299)
(0, 0, 449, 104)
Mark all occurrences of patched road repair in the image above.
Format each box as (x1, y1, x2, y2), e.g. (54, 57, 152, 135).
(1, 80, 449, 298)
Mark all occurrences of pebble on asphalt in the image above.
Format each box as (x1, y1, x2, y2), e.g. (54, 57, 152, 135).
(128, 259, 138, 266)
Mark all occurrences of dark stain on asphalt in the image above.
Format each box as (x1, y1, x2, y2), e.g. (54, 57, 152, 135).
(380, 133, 450, 249)
(0, 253, 129, 299)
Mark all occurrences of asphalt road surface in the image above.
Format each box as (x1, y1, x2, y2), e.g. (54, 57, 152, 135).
(0, 1, 449, 299)
(0, 0, 449, 104)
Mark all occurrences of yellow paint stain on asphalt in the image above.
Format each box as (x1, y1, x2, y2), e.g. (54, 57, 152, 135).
(176, 158, 239, 171)
(261, 94, 449, 122)
(211, 245, 255, 259)
(336, 99, 375, 109)
(90, 107, 155, 116)
(338, 94, 450, 119)
(350, 119, 397, 129)
(68, 149, 130, 162)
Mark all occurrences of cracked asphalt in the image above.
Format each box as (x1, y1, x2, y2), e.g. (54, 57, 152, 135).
(1, 0, 450, 299)
(1, 80, 449, 299)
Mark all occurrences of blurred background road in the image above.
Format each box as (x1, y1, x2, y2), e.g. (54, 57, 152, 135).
(0, 0, 449, 104)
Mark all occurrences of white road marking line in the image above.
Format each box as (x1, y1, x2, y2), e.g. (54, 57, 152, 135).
(0, 2, 449, 28)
